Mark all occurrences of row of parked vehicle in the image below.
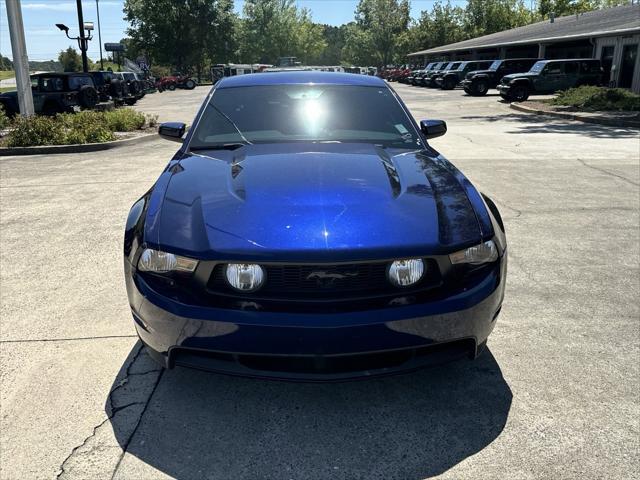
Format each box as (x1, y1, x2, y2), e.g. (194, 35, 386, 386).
(0, 69, 201, 116)
(0, 70, 156, 116)
(381, 58, 604, 102)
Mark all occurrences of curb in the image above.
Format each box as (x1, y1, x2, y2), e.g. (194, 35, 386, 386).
(510, 102, 640, 129)
(0, 132, 158, 157)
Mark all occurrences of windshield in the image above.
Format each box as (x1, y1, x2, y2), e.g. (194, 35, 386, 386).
(489, 60, 502, 70)
(189, 84, 421, 149)
(530, 61, 546, 73)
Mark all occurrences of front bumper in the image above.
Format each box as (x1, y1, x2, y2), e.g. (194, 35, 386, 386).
(496, 84, 511, 96)
(126, 255, 506, 381)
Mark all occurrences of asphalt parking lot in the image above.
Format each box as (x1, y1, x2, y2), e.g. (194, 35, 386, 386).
(1, 83, 638, 480)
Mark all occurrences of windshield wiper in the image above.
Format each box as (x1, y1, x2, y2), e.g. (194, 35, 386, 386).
(206, 103, 253, 145)
(189, 143, 247, 151)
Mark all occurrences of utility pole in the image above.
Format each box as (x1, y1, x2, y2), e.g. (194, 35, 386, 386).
(76, 0, 89, 72)
(5, 0, 34, 116)
(96, 0, 104, 70)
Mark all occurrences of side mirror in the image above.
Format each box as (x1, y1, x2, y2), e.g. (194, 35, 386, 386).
(420, 120, 447, 139)
(158, 122, 186, 142)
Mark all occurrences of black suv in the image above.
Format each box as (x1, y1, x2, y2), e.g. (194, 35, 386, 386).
(0, 72, 98, 116)
(461, 58, 540, 96)
(429, 62, 460, 87)
(409, 63, 436, 86)
(421, 62, 451, 87)
(435, 60, 493, 90)
(90, 71, 125, 104)
(497, 59, 603, 102)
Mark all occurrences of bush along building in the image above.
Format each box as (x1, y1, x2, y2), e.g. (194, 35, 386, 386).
(408, 3, 640, 93)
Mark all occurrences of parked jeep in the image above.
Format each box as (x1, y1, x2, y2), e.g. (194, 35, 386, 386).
(89, 70, 125, 104)
(435, 60, 494, 90)
(429, 62, 460, 87)
(0, 72, 98, 116)
(113, 72, 140, 105)
(421, 62, 450, 87)
(410, 63, 436, 86)
(461, 58, 541, 96)
(497, 59, 603, 102)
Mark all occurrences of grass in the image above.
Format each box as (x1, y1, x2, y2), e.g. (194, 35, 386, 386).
(0, 70, 15, 81)
(0, 86, 15, 93)
(551, 86, 640, 111)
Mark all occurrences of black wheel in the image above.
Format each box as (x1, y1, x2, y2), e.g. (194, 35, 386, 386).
(109, 78, 124, 100)
(125, 98, 137, 106)
(473, 80, 489, 96)
(442, 76, 456, 90)
(167, 83, 176, 91)
(184, 79, 196, 90)
(78, 85, 99, 108)
(511, 84, 529, 102)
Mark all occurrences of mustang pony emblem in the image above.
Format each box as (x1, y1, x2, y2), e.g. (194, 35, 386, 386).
(306, 271, 358, 288)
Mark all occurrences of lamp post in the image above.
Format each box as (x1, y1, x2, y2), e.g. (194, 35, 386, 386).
(56, 22, 94, 72)
(55, 0, 94, 72)
(96, 0, 104, 70)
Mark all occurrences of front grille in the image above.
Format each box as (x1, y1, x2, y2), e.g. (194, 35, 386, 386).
(207, 260, 441, 302)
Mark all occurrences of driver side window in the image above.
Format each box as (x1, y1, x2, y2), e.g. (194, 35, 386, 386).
(543, 64, 563, 75)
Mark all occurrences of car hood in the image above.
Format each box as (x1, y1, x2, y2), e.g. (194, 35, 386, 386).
(467, 69, 494, 78)
(148, 143, 485, 262)
(502, 72, 537, 81)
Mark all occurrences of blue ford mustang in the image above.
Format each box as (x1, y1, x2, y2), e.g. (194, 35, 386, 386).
(124, 71, 507, 381)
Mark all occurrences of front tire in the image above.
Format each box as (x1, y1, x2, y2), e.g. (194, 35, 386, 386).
(511, 84, 530, 102)
(473, 80, 489, 96)
(442, 77, 457, 90)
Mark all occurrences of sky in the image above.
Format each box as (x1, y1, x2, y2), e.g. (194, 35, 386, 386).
(0, 0, 467, 61)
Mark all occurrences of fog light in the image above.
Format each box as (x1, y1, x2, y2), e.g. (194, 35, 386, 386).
(225, 264, 265, 292)
(388, 259, 424, 287)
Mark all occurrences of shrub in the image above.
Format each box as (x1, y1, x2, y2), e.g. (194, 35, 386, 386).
(0, 104, 9, 129)
(103, 108, 146, 131)
(552, 86, 640, 111)
(3, 106, 152, 147)
(5, 115, 67, 147)
(5, 112, 115, 147)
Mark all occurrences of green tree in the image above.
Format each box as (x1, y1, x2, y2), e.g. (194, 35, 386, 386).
(351, 0, 411, 67)
(464, 0, 535, 38)
(124, 0, 236, 75)
(239, 0, 299, 63)
(538, 0, 630, 18)
(342, 22, 376, 66)
(58, 47, 83, 72)
(294, 9, 327, 64)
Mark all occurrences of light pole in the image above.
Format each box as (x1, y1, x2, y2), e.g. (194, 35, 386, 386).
(5, 0, 34, 116)
(96, 0, 104, 70)
(56, 22, 94, 72)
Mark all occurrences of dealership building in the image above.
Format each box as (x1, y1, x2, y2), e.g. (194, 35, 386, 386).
(408, 3, 640, 92)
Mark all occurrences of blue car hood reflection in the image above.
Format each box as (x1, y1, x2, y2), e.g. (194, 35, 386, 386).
(147, 143, 484, 262)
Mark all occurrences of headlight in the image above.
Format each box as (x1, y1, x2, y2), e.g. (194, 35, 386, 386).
(449, 240, 498, 265)
(388, 259, 424, 287)
(137, 248, 198, 273)
(225, 263, 265, 292)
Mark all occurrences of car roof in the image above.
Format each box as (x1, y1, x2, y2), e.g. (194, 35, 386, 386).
(537, 58, 599, 63)
(217, 71, 385, 89)
(32, 72, 90, 77)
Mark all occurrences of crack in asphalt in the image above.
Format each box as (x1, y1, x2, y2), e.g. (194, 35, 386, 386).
(576, 158, 640, 187)
(56, 344, 164, 480)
